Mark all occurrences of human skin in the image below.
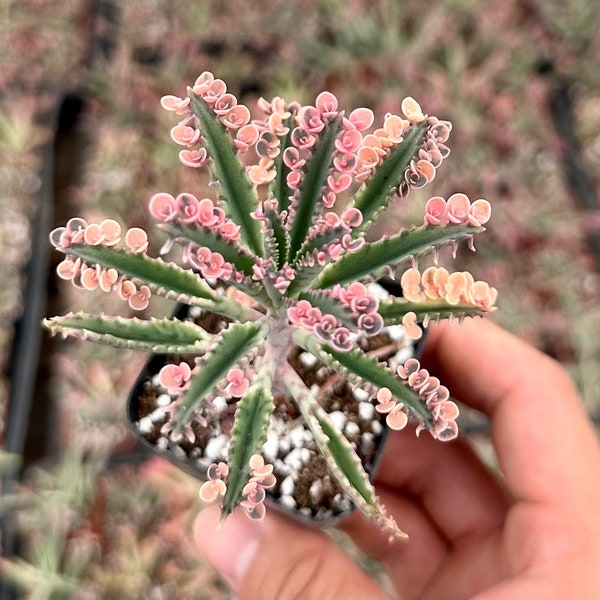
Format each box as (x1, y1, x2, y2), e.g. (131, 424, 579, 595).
(194, 318, 600, 599)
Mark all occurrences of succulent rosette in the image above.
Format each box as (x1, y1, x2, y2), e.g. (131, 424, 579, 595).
(45, 71, 496, 539)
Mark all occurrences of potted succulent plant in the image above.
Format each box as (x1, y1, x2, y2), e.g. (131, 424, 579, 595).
(44, 71, 496, 540)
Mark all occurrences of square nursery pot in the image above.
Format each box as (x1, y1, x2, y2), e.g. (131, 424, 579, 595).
(127, 280, 425, 528)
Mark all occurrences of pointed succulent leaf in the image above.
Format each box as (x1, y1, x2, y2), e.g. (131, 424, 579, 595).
(323, 346, 432, 425)
(316, 225, 480, 289)
(285, 256, 332, 297)
(283, 364, 406, 539)
(351, 121, 427, 232)
(65, 244, 218, 303)
(378, 298, 490, 325)
(189, 92, 264, 256)
(288, 117, 342, 261)
(221, 378, 274, 517)
(43, 313, 210, 353)
(174, 321, 265, 431)
(295, 329, 431, 425)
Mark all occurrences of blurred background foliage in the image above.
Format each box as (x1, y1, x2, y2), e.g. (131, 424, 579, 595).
(1, 0, 599, 597)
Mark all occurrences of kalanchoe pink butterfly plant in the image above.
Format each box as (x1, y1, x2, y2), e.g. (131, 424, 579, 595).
(44, 71, 496, 540)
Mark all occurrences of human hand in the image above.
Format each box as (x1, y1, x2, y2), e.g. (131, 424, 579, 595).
(194, 318, 600, 599)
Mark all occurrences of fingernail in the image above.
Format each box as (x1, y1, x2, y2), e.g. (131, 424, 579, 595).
(194, 506, 262, 585)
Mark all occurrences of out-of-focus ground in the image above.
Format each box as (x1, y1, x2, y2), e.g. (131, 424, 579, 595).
(1, 1, 599, 597)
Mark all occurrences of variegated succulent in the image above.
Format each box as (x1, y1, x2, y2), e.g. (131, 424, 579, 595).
(44, 71, 497, 539)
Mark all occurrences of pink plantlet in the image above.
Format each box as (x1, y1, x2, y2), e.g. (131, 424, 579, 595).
(200, 78, 227, 104)
(300, 306, 323, 330)
(235, 124, 260, 152)
(321, 191, 337, 208)
(315, 91, 339, 118)
(335, 128, 363, 154)
(196, 197, 223, 228)
(327, 172, 352, 193)
(175, 192, 201, 224)
(159, 361, 192, 390)
(291, 127, 316, 150)
(149, 192, 177, 222)
(340, 233, 364, 252)
(160, 95, 191, 114)
(199, 479, 227, 503)
(80, 265, 100, 291)
(406, 159, 436, 189)
(192, 71, 215, 95)
(333, 151, 358, 173)
(400, 268, 425, 302)
(347, 107, 375, 131)
(286, 169, 303, 190)
(341, 207, 363, 229)
(212, 93, 237, 115)
(179, 148, 208, 168)
(424, 196, 449, 226)
(218, 220, 241, 242)
(56, 257, 79, 280)
(401, 312, 423, 341)
(314, 313, 339, 342)
(99, 268, 118, 292)
(248, 159, 277, 186)
(446, 193, 471, 224)
(357, 312, 384, 336)
(386, 404, 409, 431)
(128, 285, 151, 311)
(300, 105, 325, 133)
(401, 97, 426, 123)
(331, 326, 353, 352)
(170, 123, 201, 147)
(221, 105, 251, 130)
(356, 145, 380, 170)
(226, 367, 250, 397)
(383, 114, 409, 143)
(468, 198, 492, 226)
(375, 387, 395, 413)
(125, 227, 149, 254)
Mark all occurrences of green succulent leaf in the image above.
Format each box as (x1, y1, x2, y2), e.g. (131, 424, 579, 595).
(316, 225, 481, 289)
(189, 93, 264, 256)
(295, 329, 431, 426)
(221, 378, 274, 517)
(288, 117, 342, 262)
(65, 244, 217, 303)
(378, 298, 491, 325)
(351, 121, 427, 232)
(174, 321, 265, 431)
(43, 313, 210, 353)
(283, 364, 405, 539)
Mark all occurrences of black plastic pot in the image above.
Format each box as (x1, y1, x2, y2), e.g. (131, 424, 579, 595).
(127, 280, 423, 527)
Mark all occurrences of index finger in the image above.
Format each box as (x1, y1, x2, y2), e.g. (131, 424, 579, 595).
(421, 318, 600, 507)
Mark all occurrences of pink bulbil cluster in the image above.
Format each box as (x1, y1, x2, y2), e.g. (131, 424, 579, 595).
(161, 70, 452, 221)
(424, 193, 492, 227)
(287, 282, 384, 351)
(158, 361, 193, 392)
(50, 218, 152, 311)
(396, 358, 460, 441)
(199, 461, 228, 503)
(401, 266, 498, 312)
(240, 454, 276, 521)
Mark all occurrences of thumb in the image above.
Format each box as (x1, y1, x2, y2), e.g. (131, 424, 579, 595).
(194, 505, 390, 600)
